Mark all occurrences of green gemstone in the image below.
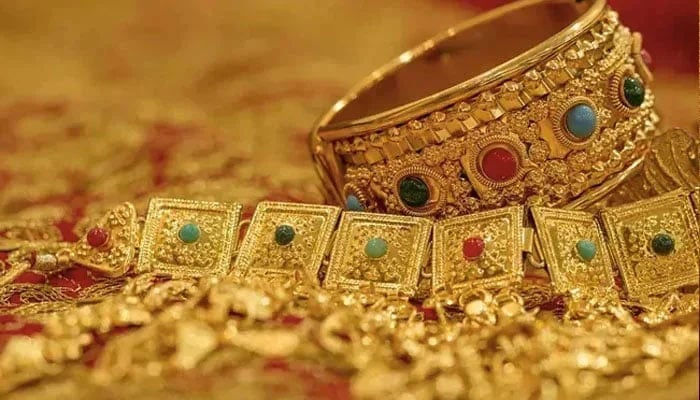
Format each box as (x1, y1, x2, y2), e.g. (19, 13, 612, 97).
(623, 77, 645, 107)
(575, 239, 597, 262)
(398, 176, 429, 207)
(651, 233, 674, 256)
(178, 223, 201, 244)
(274, 224, 295, 246)
(364, 237, 388, 259)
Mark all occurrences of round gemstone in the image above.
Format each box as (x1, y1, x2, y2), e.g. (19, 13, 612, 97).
(87, 227, 110, 248)
(622, 76, 645, 108)
(274, 224, 295, 246)
(398, 176, 429, 207)
(364, 237, 388, 259)
(346, 195, 364, 211)
(462, 236, 485, 260)
(575, 239, 597, 262)
(565, 103, 597, 139)
(480, 147, 518, 182)
(651, 233, 674, 256)
(178, 223, 201, 244)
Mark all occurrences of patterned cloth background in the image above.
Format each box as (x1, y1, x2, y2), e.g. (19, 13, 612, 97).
(0, 0, 697, 398)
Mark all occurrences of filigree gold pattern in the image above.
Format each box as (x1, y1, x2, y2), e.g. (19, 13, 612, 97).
(71, 203, 139, 276)
(137, 198, 242, 277)
(233, 202, 340, 281)
(531, 207, 615, 294)
(601, 191, 700, 298)
(325, 212, 431, 295)
(432, 206, 524, 292)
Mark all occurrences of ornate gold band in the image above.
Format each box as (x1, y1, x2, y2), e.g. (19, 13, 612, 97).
(3, 188, 698, 305)
(310, 0, 659, 218)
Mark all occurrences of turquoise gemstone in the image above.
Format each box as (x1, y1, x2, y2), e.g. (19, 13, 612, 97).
(178, 223, 201, 244)
(275, 224, 295, 246)
(651, 233, 674, 256)
(346, 195, 364, 211)
(575, 239, 597, 262)
(364, 237, 388, 259)
(565, 103, 597, 139)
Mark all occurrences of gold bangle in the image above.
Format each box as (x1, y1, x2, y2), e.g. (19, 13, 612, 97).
(309, 0, 658, 218)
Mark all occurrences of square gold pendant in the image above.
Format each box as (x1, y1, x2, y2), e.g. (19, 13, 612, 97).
(232, 202, 341, 280)
(432, 206, 524, 293)
(531, 207, 615, 294)
(137, 198, 242, 277)
(600, 191, 700, 298)
(325, 212, 432, 296)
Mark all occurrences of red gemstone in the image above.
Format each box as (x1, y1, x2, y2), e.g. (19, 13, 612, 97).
(87, 227, 110, 248)
(641, 49, 653, 67)
(480, 147, 518, 182)
(462, 236, 485, 260)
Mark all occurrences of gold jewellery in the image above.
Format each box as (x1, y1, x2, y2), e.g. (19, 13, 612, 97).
(0, 1, 698, 398)
(1, 185, 698, 398)
(310, 0, 659, 218)
(2, 188, 697, 306)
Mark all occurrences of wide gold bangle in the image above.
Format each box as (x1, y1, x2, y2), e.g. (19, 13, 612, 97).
(309, 0, 658, 218)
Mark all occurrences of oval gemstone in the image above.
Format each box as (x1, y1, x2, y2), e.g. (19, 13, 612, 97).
(346, 195, 364, 211)
(565, 103, 597, 139)
(622, 76, 645, 107)
(575, 239, 597, 262)
(87, 227, 110, 248)
(178, 223, 201, 244)
(274, 224, 295, 246)
(462, 236, 485, 260)
(364, 237, 388, 259)
(480, 147, 518, 182)
(398, 176, 429, 207)
(651, 233, 674, 256)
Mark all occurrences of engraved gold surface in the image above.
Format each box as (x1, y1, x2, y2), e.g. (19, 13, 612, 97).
(601, 191, 700, 298)
(432, 206, 523, 293)
(233, 202, 340, 280)
(325, 212, 431, 295)
(137, 198, 242, 277)
(531, 207, 615, 294)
